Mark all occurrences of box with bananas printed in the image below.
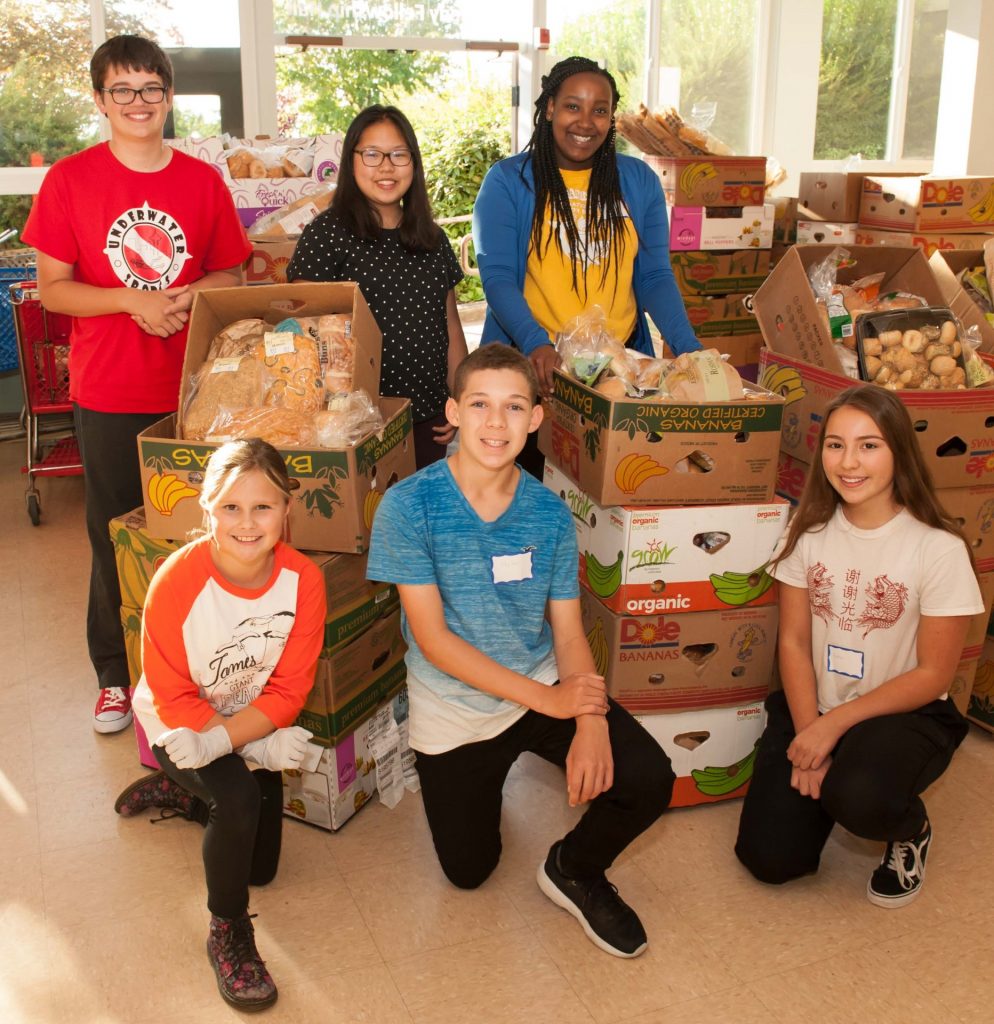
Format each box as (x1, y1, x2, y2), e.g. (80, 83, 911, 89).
(859, 175, 994, 234)
(968, 635, 994, 733)
(670, 250, 771, 296)
(645, 156, 767, 207)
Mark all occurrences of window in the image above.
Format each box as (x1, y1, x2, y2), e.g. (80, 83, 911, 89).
(901, 0, 949, 160)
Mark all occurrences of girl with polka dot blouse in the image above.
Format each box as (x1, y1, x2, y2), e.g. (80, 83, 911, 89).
(288, 105, 468, 468)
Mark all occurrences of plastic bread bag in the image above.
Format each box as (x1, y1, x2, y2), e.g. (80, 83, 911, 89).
(314, 390, 384, 448)
(662, 349, 745, 401)
(205, 405, 317, 447)
(246, 186, 334, 241)
(251, 320, 326, 414)
(961, 323, 994, 387)
(807, 246, 855, 342)
(554, 306, 620, 385)
(207, 318, 269, 360)
(182, 355, 269, 440)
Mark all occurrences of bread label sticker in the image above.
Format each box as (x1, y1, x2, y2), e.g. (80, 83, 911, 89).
(211, 357, 243, 373)
(491, 551, 533, 584)
(279, 202, 320, 235)
(265, 332, 297, 356)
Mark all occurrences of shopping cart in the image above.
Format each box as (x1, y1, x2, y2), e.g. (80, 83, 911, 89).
(9, 279, 82, 525)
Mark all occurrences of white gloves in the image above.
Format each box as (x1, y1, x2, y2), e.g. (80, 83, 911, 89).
(239, 726, 314, 771)
(156, 725, 232, 770)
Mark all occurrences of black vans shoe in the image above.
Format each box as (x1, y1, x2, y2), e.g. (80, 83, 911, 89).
(867, 821, 931, 909)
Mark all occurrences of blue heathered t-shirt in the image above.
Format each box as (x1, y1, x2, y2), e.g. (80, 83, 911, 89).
(366, 459, 580, 719)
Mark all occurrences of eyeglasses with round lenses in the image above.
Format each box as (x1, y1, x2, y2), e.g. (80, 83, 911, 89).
(102, 86, 167, 105)
(357, 148, 413, 167)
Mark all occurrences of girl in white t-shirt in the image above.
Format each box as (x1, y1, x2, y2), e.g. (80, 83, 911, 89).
(736, 384, 982, 908)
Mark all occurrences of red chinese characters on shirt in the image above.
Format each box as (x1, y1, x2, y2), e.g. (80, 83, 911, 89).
(806, 561, 909, 638)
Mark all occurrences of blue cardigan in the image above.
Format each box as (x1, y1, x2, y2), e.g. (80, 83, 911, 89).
(472, 150, 700, 357)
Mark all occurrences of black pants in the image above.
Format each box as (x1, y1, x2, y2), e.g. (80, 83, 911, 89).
(154, 746, 284, 919)
(735, 689, 968, 885)
(414, 698, 674, 888)
(74, 404, 168, 689)
(412, 411, 451, 470)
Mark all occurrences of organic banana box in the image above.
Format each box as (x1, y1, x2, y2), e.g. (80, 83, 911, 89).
(635, 701, 766, 807)
(296, 609, 407, 745)
(644, 156, 767, 207)
(855, 227, 994, 261)
(580, 589, 778, 713)
(545, 463, 789, 614)
(109, 508, 183, 609)
(283, 688, 410, 832)
(968, 636, 994, 731)
(538, 369, 784, 507)
(682, 293, 758, 337)
(668, 203, 775, 252)
(859, 175, 994, 234)
(669, 251, 771, 296)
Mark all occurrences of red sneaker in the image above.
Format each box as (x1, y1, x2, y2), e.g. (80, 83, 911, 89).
(94, 687, 133, 734)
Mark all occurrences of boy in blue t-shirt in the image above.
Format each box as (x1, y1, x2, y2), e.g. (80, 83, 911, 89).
(367, 344, 674, 958)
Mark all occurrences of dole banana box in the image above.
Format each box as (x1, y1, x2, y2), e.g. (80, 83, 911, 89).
(297, 609, 407, 745)
(544, 463, 788, 615)
(669, 251, 771, 296)
(753, 246, 994, 490)
(635, 701, 766, 808)
(968, 635, 994, 732)
(682, 293, 758, 337)
(853, 226, 994, 260)
(859, 175, 994, 234)
(283, 688, 409, 832)
(245, 240, 297, 285)
(668, 203, 775, 252)
(644, 156, 767, 207)
(538, 369, 784, 507)
(580, 589, 777, 713)
(137, 282, 415, 553)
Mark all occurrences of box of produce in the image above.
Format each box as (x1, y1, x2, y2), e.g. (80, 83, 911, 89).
(852, 226, 994, 259)
(645, 155, 767, 206)
(796, 220, 858, 245)
(668, 203, 775, 251)
(927, 248, 994, 352)
(799, 171, 866, 222)
(859, 175, 994, 233)
(669, 250, 771, 295)
(682, 293, 758, 337)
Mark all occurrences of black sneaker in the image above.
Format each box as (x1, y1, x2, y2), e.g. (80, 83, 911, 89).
(537, 841, 647, 958)
(867, 821, 932, 909)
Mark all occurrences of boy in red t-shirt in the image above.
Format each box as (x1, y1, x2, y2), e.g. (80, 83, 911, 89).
(22, 35, 251, 733)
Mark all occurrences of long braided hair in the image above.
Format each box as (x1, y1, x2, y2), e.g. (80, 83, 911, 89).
(524, 56, 627, 298)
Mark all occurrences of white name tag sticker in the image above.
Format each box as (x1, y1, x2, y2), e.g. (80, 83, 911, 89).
(492, 551, 533, 584)
(826, 644, 864, 680)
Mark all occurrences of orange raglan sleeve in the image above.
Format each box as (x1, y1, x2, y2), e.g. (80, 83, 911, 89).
(141, 543, 219, 732)
(249, 548, 326, 728)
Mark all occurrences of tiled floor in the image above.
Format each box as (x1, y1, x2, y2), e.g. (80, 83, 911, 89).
(2, 432, 994, 1024)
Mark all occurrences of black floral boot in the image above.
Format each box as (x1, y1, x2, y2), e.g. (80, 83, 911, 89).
(113, 770, 203, 821)
(206, 912, 278, 1011)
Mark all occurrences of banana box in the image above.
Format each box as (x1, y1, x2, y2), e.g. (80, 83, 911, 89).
(283, 688, 410, 831)
(580, 589, 777, 713)
(795, 220, 858, 245)
(545, 463, 788, 614)
(296, 610, 407, 744)
(670, 251, 771, 296)
(245, 240, 297, 285)
(854, 227, 994, 260)
(668, 203, 775, 252)
(635, 700, 766, 807)
(137, 283, 416, 553)
(859, 175, 994, 234)
(644, 156, 767, 207)
(538, 370, 784, 507)
(109, 508, 183, 609)
(682, 294, 758, 337)
(968, 636, 994, 731)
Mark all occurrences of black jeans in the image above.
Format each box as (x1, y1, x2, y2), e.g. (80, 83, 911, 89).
(154, 746, 284, 919)
(735, 689, 968, 884)
(412, 411, 451, 470)
(414, 697, 674, 888)
(74, 404, 168, 689)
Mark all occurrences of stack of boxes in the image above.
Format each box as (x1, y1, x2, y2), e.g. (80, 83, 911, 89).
(753, 243, 994, 718)
(538, 366, 787, 806)
(112, 280, 418, 831)
(646, 155, 775, 381)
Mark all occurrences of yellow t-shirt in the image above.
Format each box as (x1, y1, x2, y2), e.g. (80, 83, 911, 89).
(524, 167, 638, 344)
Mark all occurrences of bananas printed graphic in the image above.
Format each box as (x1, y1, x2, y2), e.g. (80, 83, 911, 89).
(585, 549, 623, 599)
(113, 525, 180, 608)
(679, 161, 717, 198)
(148, 472, 199, 517)
(585, 617, 610, 677)
(363, 489, 383, 531)
(710, 566, 774, 606)
(691, 741, 759, 797)
(615, 453, 669, 495)
(972, 658, 994, 698)
(760, 364, 805, 405)
(968, 184, 994, 225)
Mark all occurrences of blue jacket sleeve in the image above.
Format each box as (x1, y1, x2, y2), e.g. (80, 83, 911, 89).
(630, 162, 701, 356)
(473, 160, 553, 356)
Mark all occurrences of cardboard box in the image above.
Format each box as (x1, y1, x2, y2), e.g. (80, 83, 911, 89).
(581, 589, 777, 712)
(669, 250, 771, 295)
(775, 449, 807, 506)
(968, 635, 994, 731)
(635, 701, 766, 807)
(772, 195, 798, 245)
(545, 463, 788, 614)
(245, 240, 297, 285)
(645, 155, 767, 206)
(852, 226, 994, 258)
(283, 688, 409, 831)
(799, 171, 865, 222)
(683, 293, 758, 336)
(928, 249, 994, 353)
(859, 175, 994, 233)
(323, 584, 399, 656)
(297, 610, 408, 744)
(539, 369, 784, 507)
(110, 508, 183, 609)
(668, 203, 775, 251)
(796, 219, 859, 245)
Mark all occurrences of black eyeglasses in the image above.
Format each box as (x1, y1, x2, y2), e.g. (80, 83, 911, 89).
(101, 86, 167, 105)
(357, 148, 413, 167)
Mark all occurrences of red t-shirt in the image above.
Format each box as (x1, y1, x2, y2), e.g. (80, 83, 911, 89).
(22, 143, 252, 413)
